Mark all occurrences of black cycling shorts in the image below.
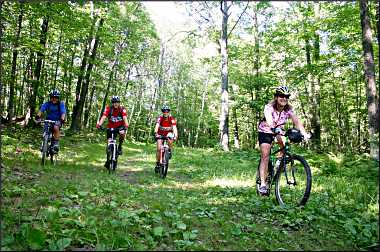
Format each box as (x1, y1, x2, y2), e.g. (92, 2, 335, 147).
(106, 128, 125, 139)
(258, 132, 275, 145)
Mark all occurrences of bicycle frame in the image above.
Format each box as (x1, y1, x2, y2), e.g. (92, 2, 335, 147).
(99, 126, 125, 172)
(256, 129, 312, 206)
(269, 135, 297, 187)
(40, 119, 58, 165)
(107, 128, 118, 162)
(160, 138, 169, 165)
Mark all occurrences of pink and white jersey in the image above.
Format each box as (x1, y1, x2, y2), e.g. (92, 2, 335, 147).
(258, 102, 294, 134)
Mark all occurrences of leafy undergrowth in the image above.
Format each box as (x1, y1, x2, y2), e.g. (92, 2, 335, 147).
(1, 127, 378, 251)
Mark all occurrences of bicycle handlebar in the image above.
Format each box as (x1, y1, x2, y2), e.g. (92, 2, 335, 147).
(36, 119, 59, 125)
(98, 126, 126, 132)
(155, 135, 175, 141)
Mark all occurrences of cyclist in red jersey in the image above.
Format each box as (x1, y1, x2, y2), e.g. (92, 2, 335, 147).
(154, 105, 178, 172)
(96, 96, 129, 168)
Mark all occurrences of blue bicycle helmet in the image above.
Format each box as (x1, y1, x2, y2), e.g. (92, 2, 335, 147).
(49, 90, 60, 98)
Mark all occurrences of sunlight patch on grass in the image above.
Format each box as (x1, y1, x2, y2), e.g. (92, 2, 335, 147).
(205, 178, 252, 188)
(118, 166, 144, 172)
(146, 181, 204, 190)
(367, 201, 379, 216)
(327, 152, 343, 165)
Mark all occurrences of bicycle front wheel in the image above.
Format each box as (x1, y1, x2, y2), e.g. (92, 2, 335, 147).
(274, 154, 312, 207)
(160, 150, 169, 179)
(41, 135, 49, 166)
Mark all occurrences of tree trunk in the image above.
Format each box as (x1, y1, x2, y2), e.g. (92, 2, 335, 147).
(28, 15, 49, 125)
(194, 76, 209, 147)
(233, 106, 240, 149)
(53, 27, 63, 90)
(64, 47, 75, 117)
(0, 0, 3, 120)
(219, 0, 230, 151)
(360, 0, 379, 160)
(70, 18, 96, 130)
(84, 85, 95, 128)
(72, 18, 103, 131)
(310, 32, 322, 150)
(7, 5, 23, 122)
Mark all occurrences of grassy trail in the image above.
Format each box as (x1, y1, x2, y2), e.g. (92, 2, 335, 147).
(1, 129, 378, 250)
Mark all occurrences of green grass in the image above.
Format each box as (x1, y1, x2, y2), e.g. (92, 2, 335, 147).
(1, 127, 378, 251)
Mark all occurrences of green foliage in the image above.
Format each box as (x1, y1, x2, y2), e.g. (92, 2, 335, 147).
(1, 129, 378, 250)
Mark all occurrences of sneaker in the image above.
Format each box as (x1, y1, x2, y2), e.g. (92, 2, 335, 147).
(258, 185, 268, 196)
(154, 165, 160, 173)
(104, 161, 110, 169)
(117, 146, 122, 156)
(51, 141, 59, 153)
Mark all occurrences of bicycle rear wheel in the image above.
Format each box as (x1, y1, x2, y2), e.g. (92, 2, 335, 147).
(41, 135, 49, 166)
(274, 154, 312, 207)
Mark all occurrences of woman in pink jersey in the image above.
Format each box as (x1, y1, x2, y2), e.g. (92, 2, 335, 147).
(257, 86, 310, 195)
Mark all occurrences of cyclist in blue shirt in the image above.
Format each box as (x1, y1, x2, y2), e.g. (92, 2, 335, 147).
(35, 90, 66, 152)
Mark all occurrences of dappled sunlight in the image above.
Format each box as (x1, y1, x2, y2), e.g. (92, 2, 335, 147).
(145, 177, 255, 191)
(367, 201, 379, 217)
(146, 181, 203, 190)
(205, 178, 253, 188)
(327, 152, 343, 165)
(118, 166, 144, 173)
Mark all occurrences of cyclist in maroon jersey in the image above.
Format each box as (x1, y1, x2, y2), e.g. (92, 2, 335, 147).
(154, 105, 178, 172)
(96, 96, 129, 168)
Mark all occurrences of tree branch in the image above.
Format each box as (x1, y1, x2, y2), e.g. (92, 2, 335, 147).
(227, 2, 249, 39)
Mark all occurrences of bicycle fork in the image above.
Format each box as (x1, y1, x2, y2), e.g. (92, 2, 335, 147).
(108, 139, 117, 161)
(282, 158, 297, 186)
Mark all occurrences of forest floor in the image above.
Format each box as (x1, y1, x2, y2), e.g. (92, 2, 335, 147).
(1, 127, 379, 251)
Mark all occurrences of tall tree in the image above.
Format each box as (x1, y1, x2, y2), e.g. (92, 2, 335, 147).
(71, 17, 104, 131)
(7, 4, 23, 122)
(28, 12, 49, 125)
(359, 0, 379, 160)
(0, 0, 3, 122)
(70, 18, 96, 130)
(219, 0, 231, 151)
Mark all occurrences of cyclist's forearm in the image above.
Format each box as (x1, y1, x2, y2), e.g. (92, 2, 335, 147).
(173, 127, 178, 138)
(292, 115, 307, 135)
(154, 124, 159, 134)
(98, 115, 106, 125)
(123, 116, 129, 128)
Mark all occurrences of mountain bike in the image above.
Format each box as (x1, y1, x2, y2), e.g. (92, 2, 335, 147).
(38, 119, 59, 166)
(99, 126, 125, 174)
(256, 128, 312, 207)
(155, 135, 173, 179)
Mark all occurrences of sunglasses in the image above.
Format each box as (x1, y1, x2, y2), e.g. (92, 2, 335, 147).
(277, 94, 290, 99)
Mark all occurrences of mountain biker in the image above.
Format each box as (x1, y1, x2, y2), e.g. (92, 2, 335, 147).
(154, 105, 178, 173)
(35, 90, 66, 153)
(257, 85, 310, 195)
(96, 95, 129, 169)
